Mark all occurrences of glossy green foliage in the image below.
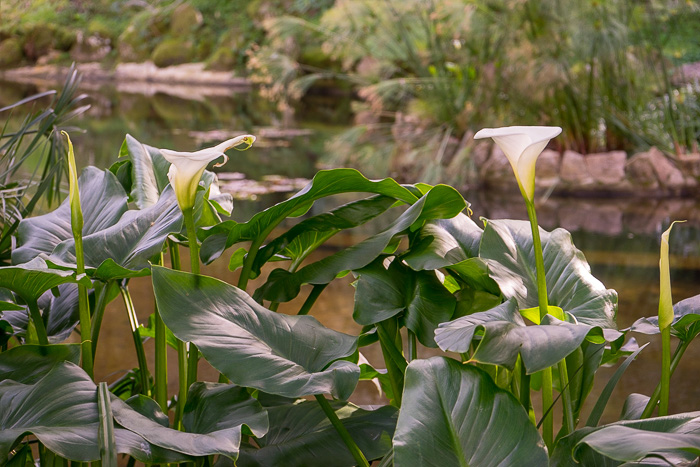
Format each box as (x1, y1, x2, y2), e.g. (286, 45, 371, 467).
(479, 219, 618, 328)
(238, 400, 397, 466)
(393, 357, 548, 466)
(435, 299, 622, 373)
(152, 266, 360, 400)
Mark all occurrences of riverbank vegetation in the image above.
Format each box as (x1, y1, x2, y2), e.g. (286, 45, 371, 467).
(2, 1, 700, 185)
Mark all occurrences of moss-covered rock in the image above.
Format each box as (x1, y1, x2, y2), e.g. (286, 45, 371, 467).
(117, 9, 167, 62)
(151, 38, 193, 67)
(21, 23, 54, 60)
(0, 38, 23, 68)
(170, 3, 203, 34)
(205, 45, 236, 71)
(20, 23, 75, 61)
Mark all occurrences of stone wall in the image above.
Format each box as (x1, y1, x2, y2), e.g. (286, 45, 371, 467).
(478, 144, 700, 197)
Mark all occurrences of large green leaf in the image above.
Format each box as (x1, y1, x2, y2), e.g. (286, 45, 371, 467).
(117, 134, 170, 208)
(248, 195, 398, 278)
(435, 299, 622, 373)
(0, 362, 100, 463)
(0, 257, 78, 302)
(199, 168, 422, 263)
(0, 361, 255, 463)
(393, 357, 548, 467)
(551, 412, 700, 466)
(12, 167, 128, 265)
(402, 213, 483, 270)
(112, 394, 248, 460)
(50, 186, 183, 280)
(353, 259, 456, 347)
(257, 185, 466, 302)
(152, 266, 360, 399)
(237, 400, 397, 467)
(183, 382, 268, 438)
(0, 343, 80, 383)
(479, 219, 618, 328)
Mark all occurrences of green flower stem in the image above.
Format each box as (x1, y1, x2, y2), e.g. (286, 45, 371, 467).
(74, 236, 94, 379)
(154, 253, 168, 413)
(541, 367, 554, 449)
(182, 209, 200, 386)
(91, 281, 115, 356)
(517, 359, 533, 423)
(119, 284, 150, 396)
(314, 394, 370, 467)
(176, 339, 188, 430)
(168, 239, 188, 430)
(659, 326, 671, 416)
(557, 358, 575, 434)
(183, 208, 200, 275)
(407, 330, 417, 362)
(237, 237, 264, 291)
(525, 201, 549, 318)
(298, 283, 328, 315)
(642, 338, 690, 418)
(154, 302, 168, 413)
(525, 199, 574, 446)
(26, 299, 48, 346)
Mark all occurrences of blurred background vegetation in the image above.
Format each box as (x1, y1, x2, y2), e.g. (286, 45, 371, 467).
(1, 0, 700, 186)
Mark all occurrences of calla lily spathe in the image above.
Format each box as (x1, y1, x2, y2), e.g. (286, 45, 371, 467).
(474, 126, 561, 202)
(161, 135, 255, 210)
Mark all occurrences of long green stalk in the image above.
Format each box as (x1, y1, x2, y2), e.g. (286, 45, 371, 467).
(407, 330, 417, 362)
(525, 200, 555, 446)
(119, 284, 150, 396)
(659, 327, 671, 416)
(63, 131, 93, 378)
(91, 281, 114, 356)
(154, 303, 168, 413)
(26, 299, 48, 346)
(183, 208, 200, 385)
(297, 283, 328, 315)
(168, 239, 188, 430)
(154, 254, 168, 413)
(642, 338, 690, 418)
(315, 394, 370, 467)
(237, 237, 264, 291)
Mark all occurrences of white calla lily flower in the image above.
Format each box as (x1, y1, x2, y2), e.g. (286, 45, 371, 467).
(474, 126, 561, 202)
(161, 134, 255, 210)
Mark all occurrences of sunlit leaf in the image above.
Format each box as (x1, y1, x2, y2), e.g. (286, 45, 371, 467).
(435, 299, 622, 373)
(12, 167, 128, 265)
(479, 220, 618, 328)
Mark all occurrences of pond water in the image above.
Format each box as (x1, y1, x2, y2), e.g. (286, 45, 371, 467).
(2, 77, 700, 424)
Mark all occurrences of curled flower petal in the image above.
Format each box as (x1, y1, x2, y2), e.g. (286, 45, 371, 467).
(160, 134, 256, 210)
(474, 126, 561, 202)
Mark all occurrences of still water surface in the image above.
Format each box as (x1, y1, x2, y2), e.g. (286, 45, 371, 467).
(3, 77, 700, 423)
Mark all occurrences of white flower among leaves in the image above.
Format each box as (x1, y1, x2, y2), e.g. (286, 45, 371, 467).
(161, 134, 255, 210)
(474, 126, 561, 202)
